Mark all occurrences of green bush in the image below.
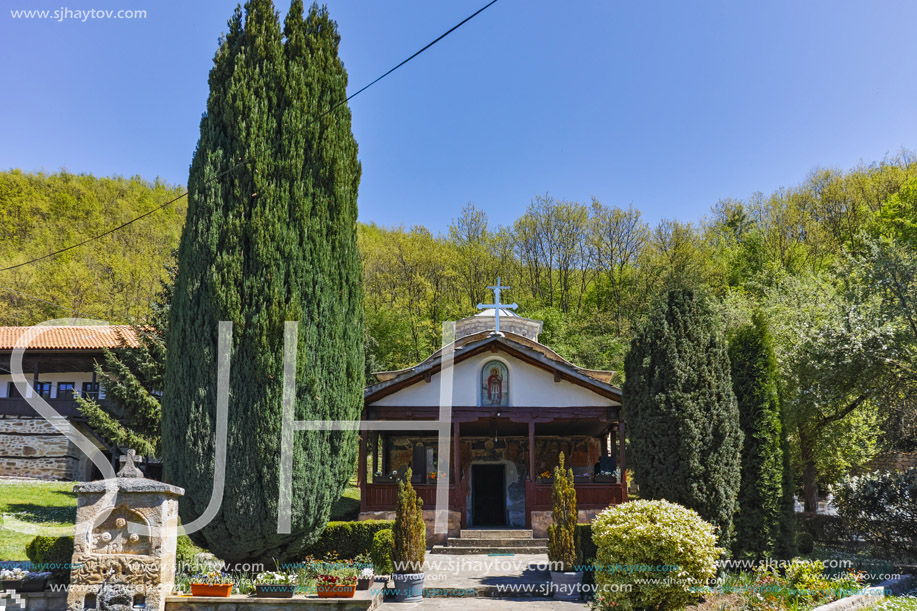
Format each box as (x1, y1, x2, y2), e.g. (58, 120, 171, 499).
(25, 535, 74, 583)
(591, 500, 722, 611)
(392, 469, 425, 574)
(797, 514, 852, 548)
(175, 534, 202, 570)
(301, 520, 394, 560)
(835, 468, 917, 560)
(370, 529, 394, 574)
(575, 523, 597, 585)
(548, 453, 577, 572)
(796, 531, 815, 555)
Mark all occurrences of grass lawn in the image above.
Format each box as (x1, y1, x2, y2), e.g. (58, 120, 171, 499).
(0, 478, 362, 560)
(0, 479, 77, 561)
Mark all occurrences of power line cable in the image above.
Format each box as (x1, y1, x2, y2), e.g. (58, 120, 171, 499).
(0, 0, 501, 274)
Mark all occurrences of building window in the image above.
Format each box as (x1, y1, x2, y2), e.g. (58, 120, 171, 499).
(8, 382, 22, 399)
(34, 382, 52, 399)
(57, 383, 75, 400)
(83, 382, 100, 400)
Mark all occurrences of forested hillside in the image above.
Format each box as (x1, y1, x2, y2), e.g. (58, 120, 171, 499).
(0, 170, 185, 324)
(2, 154, 916, 493)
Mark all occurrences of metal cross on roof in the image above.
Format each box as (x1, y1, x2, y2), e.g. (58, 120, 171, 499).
(476, 277, 518, 336)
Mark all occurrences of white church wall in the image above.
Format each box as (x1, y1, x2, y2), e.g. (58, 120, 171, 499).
(371, 352, 617, 408)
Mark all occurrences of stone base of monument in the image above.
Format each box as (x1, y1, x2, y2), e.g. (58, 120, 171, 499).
(164, 586, 383, 610)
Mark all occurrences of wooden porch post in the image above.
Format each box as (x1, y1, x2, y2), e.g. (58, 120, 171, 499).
(358, 429, 367, 514)
(618, 420, 627, 501)
(526, 420, 535, 528)
(371, 432, 378, 482)
(453, 423, 463, 527)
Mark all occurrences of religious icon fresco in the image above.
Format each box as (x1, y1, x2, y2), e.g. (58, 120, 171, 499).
(481, 360, 509, 407)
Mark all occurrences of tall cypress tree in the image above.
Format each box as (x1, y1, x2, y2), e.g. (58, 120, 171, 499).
(163, 0, 363, 562)
(623, 290, 742, 547)
(728, 313, 783, 559)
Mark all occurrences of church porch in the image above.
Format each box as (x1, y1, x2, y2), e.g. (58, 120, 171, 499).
(357, 408, 627, 540)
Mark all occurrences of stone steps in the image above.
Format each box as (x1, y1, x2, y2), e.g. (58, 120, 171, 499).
(459, 529, 534, 539)
(430, 528, 548, 554)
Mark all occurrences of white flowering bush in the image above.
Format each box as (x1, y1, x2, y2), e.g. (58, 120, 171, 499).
(591, 499, 723, 611)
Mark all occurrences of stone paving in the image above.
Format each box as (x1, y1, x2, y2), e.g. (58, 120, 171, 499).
(421, 553, 556, 597)
(397, 597, 588, 610)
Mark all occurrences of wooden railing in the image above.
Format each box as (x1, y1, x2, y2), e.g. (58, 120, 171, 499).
(532, 482, 625, 511)
(0, 397, 84, 418)
(362, 482, 458, 512)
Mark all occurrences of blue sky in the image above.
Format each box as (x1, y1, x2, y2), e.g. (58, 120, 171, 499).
(2, 0, 916, 232)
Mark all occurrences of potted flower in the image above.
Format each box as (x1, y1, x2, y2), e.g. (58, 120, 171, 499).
(189, 571, 233, 597)
(548, 453, 583, 601)
(392, 468, 425, 602)
(253, 571, 297, 598)
(316, 567, 357, 598)
(1, 568, 50, 592)
(355, 553, 374, 590)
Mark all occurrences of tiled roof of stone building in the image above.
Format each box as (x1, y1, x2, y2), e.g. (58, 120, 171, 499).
(0, 325, 140, 350)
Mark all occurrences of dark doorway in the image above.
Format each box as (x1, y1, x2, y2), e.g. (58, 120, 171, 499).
(472, 464, 506, 526)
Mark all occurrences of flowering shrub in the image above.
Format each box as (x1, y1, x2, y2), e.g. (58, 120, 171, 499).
(591, 499, 722, 611)
(0, 568, 30, 581)
(190, 571, 233, 585)
(741, 560, 864, 611)
(254, 571, 297, 585)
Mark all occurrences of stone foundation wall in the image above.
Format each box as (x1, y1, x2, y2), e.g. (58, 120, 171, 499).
(0, 416, 80, 479)
(358, 509, 460, 546)
(865, 452, 917, 472)
(530, 509, 604, 538)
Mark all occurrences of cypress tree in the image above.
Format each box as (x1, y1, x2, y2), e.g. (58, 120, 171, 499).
(163, 0, 363, 562)
(623, 290, 742, 547)
(728, 313, 783, 559)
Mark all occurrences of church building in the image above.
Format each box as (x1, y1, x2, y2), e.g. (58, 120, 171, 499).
(358, 281, 627, 540)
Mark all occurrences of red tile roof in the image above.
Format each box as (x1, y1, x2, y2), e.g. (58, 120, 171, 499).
(0, 326, 140, 350)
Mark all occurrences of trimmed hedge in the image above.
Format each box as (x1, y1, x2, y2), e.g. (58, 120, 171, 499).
(302, 520, 394, 560)
(370, 529, 394, 574)
(25, 536, 74, 583)
(575, 523, 598, 585)
(796, 514, 852, 548)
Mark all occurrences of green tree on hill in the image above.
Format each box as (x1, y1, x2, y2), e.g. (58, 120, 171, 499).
(728, 313, 784, 559)
(163, 0, 363, 562)
(75, 261, 174, 458)
(623, 289, 742, 547)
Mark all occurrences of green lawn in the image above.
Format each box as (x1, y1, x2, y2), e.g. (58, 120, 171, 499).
(0, 480, 77, 561)
(0, 479, 362, 560)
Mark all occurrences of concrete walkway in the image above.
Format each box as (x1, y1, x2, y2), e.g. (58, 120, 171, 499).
(421, 553, 555, 598)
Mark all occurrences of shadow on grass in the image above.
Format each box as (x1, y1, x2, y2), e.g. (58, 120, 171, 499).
(330, 496, 360, 521)
(5, 503, 76, 524)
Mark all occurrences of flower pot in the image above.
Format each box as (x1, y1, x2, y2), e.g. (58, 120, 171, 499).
(550, 571, 583, 601)
(2, 575, 48, 592)
(316, 583, 356, 598)
(255, 584, 295, 598)
(357, 577, 373, 590)
(594, 474, 617, 483)
(190, 583, 233, 597)
(391, 572, 425, 602)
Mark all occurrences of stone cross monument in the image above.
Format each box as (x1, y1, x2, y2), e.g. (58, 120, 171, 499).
(67, 451, 184, 611)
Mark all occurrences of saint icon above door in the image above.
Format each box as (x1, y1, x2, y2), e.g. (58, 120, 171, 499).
(481, 360, 509, 407)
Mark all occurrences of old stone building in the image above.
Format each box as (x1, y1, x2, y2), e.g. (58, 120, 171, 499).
(0, 325, 138, 480)
(358, 285, 626, 540)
